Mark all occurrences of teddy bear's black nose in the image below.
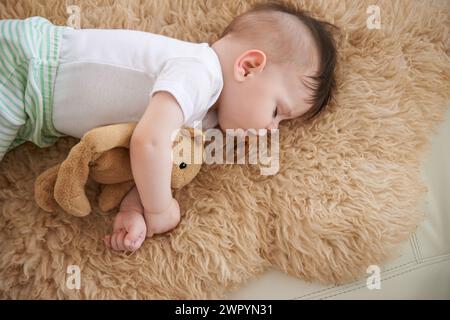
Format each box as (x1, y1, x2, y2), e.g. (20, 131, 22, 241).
(179, 162, 187, 169)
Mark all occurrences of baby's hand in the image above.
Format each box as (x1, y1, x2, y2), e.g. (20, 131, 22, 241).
(144, 198, 181, 237)
(104, 209, 147, 252)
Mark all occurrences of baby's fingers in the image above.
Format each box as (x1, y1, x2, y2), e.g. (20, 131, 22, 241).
(111, 230, 126, 251)
(124, 224, 146, 251)
(124, 233, 145, 251)
(116, 230, 127, 251)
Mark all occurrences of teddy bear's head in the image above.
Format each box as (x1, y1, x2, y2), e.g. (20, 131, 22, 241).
(34, 124, 205, 217)
(170, 127, 204, 189)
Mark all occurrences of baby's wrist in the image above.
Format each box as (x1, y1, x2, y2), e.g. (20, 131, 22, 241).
(144, 198, 174, 215)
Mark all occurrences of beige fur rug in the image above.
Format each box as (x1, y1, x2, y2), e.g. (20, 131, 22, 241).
(0, 0, 449, 299)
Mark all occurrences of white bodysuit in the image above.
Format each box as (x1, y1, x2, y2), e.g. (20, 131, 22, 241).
(52, 27, 223, 139)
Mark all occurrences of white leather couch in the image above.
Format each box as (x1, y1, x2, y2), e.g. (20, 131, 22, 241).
(227, 105, 450, 300)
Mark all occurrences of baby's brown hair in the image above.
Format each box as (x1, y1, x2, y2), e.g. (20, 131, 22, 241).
(220, 1, 339, 122)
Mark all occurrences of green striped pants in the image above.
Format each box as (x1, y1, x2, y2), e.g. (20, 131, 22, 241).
(0, 16, 67, 162)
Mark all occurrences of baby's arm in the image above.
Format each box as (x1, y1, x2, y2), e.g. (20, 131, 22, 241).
(130, 91, 184, 236)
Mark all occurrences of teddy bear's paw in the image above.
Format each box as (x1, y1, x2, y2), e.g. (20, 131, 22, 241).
(54, 190, 92, 217)
(34, 191, 59, 213)
(53, 169, 92, 217)
(98, 181, 135, 215)
(34, 164, 61, 213)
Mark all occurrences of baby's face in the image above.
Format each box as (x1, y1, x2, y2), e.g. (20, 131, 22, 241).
(216, 50, 317, 132)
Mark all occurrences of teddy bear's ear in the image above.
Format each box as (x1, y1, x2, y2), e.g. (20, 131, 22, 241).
(171, 127, 203, 149)
(185, 127, 204, 146)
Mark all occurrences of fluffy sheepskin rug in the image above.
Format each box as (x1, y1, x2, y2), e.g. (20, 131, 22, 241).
(0, 0, 449, 299)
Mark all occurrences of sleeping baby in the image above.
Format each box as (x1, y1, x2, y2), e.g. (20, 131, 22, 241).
(0, 2, 337, 251)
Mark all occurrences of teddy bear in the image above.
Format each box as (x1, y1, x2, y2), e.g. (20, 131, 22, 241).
(34, 122, 204, 217)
